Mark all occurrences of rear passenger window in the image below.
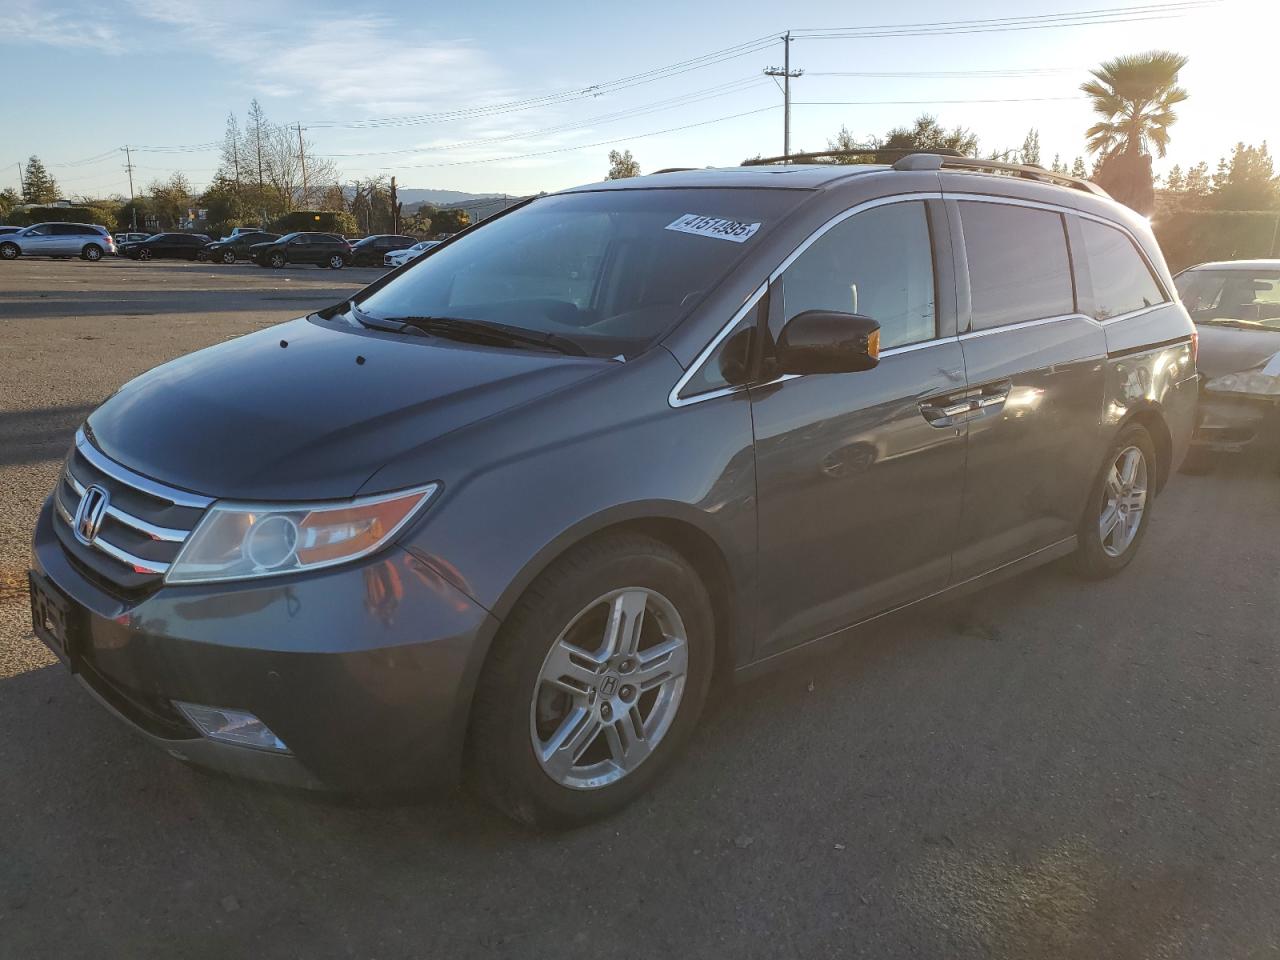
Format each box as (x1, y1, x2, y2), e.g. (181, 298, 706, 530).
(775, 201, 936, 350)
(959, 202, 1074, 330)
(1076, 218, 1166, 320)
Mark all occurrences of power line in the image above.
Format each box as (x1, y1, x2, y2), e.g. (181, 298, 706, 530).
(317, 77, 769, 160)
(303, 34, 782, 130)
(793, 95, 1088, 105)
(389, 104, 779, 170)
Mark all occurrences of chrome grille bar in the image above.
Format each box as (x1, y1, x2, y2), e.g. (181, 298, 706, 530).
(75, 429, 213, 509)
(64, 467, 190, 543)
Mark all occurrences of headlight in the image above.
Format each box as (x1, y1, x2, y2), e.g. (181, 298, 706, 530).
(1204, 370, 1280, 396)
(165, 483, 438, 584)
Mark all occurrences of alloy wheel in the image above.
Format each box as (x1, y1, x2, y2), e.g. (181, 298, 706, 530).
(329, 255, 344, 269)
(1099, 445, 1148, 557)
(221, 250, 236, 264)
(83, 245, 102, 261)
(137, 248, 152, 260)
(530, 588, 689, 790)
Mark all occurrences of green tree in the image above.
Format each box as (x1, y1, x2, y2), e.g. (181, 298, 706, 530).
(1164, 164, 1184, 191)
(1082, 50, 1189, 214)
(21, 156, 60, 203)
(427, 207, 471, 235)
(605, 149, 641, 180)
(1020, 129, 1042, 166)
(1072, 156, 1089, 179)
(1211, 142, 1278, 210)
(147, 172, 193, 229)
(825, 115, 977, 164)
(0, 186, 19, 218)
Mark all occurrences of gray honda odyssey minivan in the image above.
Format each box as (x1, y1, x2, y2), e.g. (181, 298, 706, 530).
(30, 154, 1197, 825)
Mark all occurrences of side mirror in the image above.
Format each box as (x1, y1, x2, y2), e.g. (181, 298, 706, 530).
(776, 310, 881, 375)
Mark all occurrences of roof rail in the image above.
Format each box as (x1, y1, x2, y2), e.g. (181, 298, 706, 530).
(742, 147, 963, 167)
(648, 167, 698, 175)
(893, 153, 1110, 198)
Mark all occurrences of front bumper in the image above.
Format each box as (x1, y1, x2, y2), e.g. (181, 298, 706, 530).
(1192, 392, 1280, 453)
(31, 498, 498, 794)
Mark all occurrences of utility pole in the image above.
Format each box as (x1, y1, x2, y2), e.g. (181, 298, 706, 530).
(17, 160, 24, 202)
(764, 32, 802, 161)
(123, 146, 137, 229)
(390, 176, 398, 234)
(296, 122, 308, 206)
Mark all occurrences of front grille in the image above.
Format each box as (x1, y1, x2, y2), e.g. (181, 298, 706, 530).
(53, 429, 212, 594)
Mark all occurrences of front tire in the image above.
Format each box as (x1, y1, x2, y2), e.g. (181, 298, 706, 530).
(269, 252, 286, 269)
(328, 254, 345, 270)
(81, 244, 103, 261)
(220, 250, 236, 265)
(468, 533, 715, 827)
(1073, 423, 1157, 578)
(1, 242, 21, 260)
(136, 247, 152, 261)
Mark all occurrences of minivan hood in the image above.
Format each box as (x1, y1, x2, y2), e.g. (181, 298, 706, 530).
(1195, 322, 1280, 379)
(86, 316, 608, 501)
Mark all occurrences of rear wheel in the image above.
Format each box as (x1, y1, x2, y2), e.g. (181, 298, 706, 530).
(137, 247, 152, 261)
(0, 243, 19, 260)
(468, 534, 714, 827)
(269, 252, 286, 269)
(80, 244, 103, 261)
(196, 249, 209, 262)
(1073, 423, 1156, 578)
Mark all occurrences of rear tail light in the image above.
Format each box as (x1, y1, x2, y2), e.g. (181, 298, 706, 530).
(1191, 330, 1199, 368)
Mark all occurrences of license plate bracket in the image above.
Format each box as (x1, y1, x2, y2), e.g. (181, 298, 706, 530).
(29, 571, 79, 671)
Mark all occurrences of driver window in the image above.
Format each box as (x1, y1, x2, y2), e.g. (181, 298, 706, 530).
(774, 201, 936, 350)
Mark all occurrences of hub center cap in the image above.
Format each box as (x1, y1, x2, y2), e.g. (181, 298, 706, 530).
(600, 674, 618, 697)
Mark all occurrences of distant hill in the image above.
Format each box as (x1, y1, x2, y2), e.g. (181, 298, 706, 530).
(397, 189, 509, 208)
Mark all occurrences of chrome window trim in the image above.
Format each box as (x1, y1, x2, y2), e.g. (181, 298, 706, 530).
(75, 428, 213, 508)
(943, 191, 1172, 311)
(958, 312, 1101, 340)
(669, 192, 941, 409)
(668, 282, 767, 408)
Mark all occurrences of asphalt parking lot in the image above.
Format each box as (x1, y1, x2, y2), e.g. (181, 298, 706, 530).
(2, 256, 1280, 959)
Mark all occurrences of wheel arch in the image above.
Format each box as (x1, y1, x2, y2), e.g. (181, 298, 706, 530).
(484, 503, 742, 680)
(1117, 403, 1174, 494)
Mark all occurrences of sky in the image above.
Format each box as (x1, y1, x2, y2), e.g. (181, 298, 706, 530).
(2, 0, 1275, 199)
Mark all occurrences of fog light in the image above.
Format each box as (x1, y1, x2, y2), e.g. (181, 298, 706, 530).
(174, 702, 290, 753)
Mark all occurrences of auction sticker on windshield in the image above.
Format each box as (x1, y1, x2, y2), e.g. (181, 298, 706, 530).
(665, 214, 762, 243)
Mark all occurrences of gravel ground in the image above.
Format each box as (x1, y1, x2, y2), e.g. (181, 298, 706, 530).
(2, 257, 1279, 959)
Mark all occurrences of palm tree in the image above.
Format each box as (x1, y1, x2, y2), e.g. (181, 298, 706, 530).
(1081, 51, 1189, 214)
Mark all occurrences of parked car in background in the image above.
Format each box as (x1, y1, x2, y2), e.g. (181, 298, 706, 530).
(350, 234, 416, 266)
(29, 156, 1197, 826)
(1174, 259, 1280, 470)
(384, 239, 440, 268)
(249, 232, 351, 269)
(118, 233, 211, 261)
(227, 226, 268, 238)
(0, 223, 115, 261)
(204, 231, 281, 264)
(113, 232, 150, 247)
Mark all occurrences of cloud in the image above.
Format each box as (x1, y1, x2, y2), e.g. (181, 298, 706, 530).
(7, 3, 123, 53)
(126, 1, 513, 117)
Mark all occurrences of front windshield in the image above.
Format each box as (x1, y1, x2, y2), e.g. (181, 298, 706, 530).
(356, 188, 803, 358)
(1176, 269, 1280, 327)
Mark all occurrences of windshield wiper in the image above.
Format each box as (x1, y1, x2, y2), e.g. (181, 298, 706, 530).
(346, 300, 406, 333)
(1195, 317, 1277, 331)
(382, 315, 589, 357)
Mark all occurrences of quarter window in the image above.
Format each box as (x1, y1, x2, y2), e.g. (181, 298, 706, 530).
(775, 201, 936, 349)
(1077, 218, 1166, 320)
(959, 202, 1075, 330)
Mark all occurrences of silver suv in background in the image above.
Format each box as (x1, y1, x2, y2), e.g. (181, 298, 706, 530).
(0, 223, 116, 261)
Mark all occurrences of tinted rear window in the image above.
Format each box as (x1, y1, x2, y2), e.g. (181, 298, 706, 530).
(358, 188, 805, 358)
(959, 202, 1075, 330)
(1076, 218, 1165, 319)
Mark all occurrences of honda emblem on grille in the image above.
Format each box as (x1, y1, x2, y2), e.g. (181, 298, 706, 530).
(73, 484, 110, 545)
